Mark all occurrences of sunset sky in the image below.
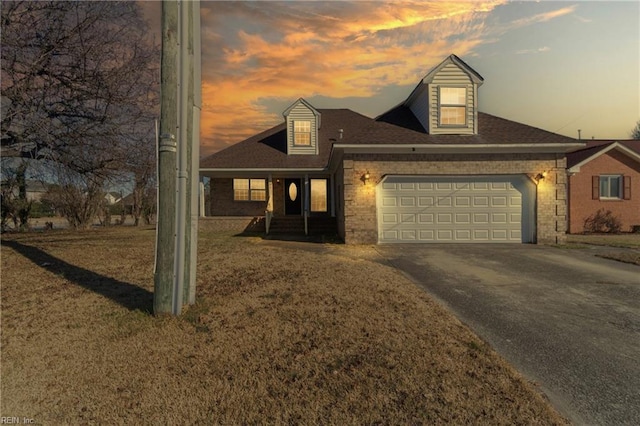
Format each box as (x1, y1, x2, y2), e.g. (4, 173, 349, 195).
(141, 1, 639, 158)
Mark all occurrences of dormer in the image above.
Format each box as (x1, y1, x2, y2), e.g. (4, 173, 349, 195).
(283, 98, 321, 155)
(404, 54, 484, 135)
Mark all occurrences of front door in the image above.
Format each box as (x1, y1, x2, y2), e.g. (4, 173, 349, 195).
(284, 179, 302, 215)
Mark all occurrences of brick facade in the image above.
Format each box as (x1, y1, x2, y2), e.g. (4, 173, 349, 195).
(568, 150, 640, 233)
(338, 153, 567, 245)
(210, 178, 267, 216)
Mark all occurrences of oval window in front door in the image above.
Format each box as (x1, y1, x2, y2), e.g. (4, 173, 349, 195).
(288, 182, 298, 201)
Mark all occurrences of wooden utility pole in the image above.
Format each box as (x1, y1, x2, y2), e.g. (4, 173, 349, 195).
(182, 0, 195, 305)
(154, 0, 178, 315)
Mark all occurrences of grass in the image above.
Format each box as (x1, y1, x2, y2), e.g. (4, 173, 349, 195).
(1, 224, 568, 424)
(566, 233, 640, 249)
(564, 233, 640, 265)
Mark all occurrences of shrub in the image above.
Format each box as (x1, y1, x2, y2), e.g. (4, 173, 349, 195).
(583, 209, 622, 233)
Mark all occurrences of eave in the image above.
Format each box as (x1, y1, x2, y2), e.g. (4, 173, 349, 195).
(567, 142, 640, 173)
(200, 167, 327, 178)
(333, 143, 585, 155)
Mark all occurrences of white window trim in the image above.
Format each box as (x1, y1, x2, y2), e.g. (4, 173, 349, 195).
(438, 86, 467, 127)
(233, 178, 266, 201)
(293, 120, 311, 146)
(599, 175, 623, 199)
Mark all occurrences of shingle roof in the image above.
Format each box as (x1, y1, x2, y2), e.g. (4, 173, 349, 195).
(566, 140, 640, 168)
(201, 106, 579, 170)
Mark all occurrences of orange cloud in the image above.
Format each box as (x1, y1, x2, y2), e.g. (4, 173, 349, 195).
(199, 1, 507, 156)
(146, 1, 578, 157)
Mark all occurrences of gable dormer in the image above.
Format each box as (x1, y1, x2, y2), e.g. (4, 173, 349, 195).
(405, 54, 484, 135)
(283, 98, 321, 155)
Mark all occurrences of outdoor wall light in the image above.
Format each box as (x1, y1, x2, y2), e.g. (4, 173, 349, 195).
(535, 171, 548, 182)
(362, 171, 371, 184)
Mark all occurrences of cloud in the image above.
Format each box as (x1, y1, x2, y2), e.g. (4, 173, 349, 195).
(516, 46, 551, 55)
(198, 1, 505, 155)
(509, 5, 577, 28)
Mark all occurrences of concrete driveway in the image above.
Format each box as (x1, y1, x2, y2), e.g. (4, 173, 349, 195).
(375, 244, 640, 425)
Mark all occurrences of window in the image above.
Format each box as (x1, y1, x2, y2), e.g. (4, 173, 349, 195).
(439, 87, 467, 126)
(294, 120, 311, 146)
(310, 179, 327, 212)
(599, 175, 622, 199)
(233, 178, 266, 201)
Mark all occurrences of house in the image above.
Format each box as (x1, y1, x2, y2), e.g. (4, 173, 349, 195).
(566, 140, 640, 233)
(0, 179, 48, 202)
(104, 191, 122, 205)
(200, 54, 583, 244)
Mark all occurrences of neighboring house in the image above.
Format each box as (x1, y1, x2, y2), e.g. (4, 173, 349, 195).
(200, 54, 583, 244)
(0, 179, 48, 202)
(104, 191, 122, 205)
(566, 140, 640, 233)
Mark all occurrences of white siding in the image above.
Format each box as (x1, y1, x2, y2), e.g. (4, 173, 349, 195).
(428, 63, 475, 135)
(286, 103, 318, 155)
(406, 61, 480, 135)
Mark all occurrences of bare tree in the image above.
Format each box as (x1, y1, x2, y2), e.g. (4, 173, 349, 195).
(1, 1, 159, 228)
(1, 159, 32, 231)
(631, 120, 640, 139)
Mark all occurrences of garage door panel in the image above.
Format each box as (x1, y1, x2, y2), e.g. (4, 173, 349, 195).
(419, 229, 435, 240)
(455, 230, 472, 240)
(382, 213, 397, 224)
(418, 214, 434, 224)
(378, 176, 530, 243)
(455, 213, 471, 224)
(454, 196, 471, 207)
(382, 197, 397, 207)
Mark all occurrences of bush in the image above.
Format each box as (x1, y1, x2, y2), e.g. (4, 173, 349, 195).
(583, 209, 622, 233)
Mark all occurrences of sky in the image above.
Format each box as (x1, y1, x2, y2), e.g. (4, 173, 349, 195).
(140, 1, 640, 158)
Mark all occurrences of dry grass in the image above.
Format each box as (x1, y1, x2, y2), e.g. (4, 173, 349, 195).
(565, 233, 640, 265)
(566, 233, 640, 249)
(2, 224, 568, 424)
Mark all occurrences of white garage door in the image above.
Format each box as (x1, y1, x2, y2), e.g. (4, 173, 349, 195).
(377, 176, 534, 243)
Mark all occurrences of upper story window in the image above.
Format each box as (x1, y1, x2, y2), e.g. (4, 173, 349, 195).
(233, 178, 266, 201)
(599, 175, 622, 199)
(439, 87, 466, 126)
(293, 120, 311, 146)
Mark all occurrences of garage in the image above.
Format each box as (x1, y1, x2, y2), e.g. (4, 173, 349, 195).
(377, 175, 535, 243)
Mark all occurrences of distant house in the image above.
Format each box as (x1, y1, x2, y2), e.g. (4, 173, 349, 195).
(0, 179, 48, 202)
(200, 54, 583, 244)
(104, 192, 122, 205)
(567, 140, 640, 233)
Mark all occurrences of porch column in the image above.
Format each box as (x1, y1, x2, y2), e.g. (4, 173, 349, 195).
(329, 174, 335, 217)
(304, 174, 309, 235)
(199, 180, 206, 217)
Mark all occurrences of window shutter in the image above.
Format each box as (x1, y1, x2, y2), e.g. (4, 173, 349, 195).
(623, 176, 631, 200)
(592, 176, 599, 200)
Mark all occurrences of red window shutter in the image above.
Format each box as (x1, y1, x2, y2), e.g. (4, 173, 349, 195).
(623, 176, 631, 200)
(592, 176, 599, 200)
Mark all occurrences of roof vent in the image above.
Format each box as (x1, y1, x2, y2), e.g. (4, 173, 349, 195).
(338, 129, 343, 140)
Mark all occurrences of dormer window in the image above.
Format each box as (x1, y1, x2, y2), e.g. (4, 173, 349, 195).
(439, 87, 467, 126)
(294, 120, 311, 146)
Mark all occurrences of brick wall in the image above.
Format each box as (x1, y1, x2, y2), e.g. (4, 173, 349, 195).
(568, 150, 640, 233)
(341, 153, 567, 245)
(210, 178, 267, 216)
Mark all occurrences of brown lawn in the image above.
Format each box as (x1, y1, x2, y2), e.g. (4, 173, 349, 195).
(565, 233, 640, 265)
(1, 224, 568, 424)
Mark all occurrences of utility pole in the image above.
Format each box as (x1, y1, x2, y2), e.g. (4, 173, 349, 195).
(188, 0, 202, 305)
(179, 0, 194, 307)
(154, 0, 178, 315)
(154, 0, 200, 316)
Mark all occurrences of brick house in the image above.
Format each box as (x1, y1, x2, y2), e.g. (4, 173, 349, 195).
(200, 54, 583, 244)
(567, 140, 640, 233)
